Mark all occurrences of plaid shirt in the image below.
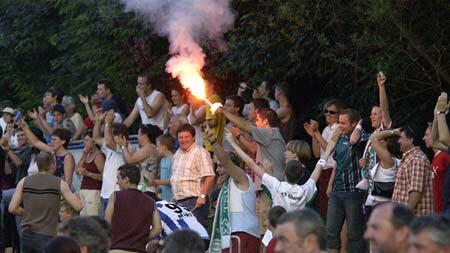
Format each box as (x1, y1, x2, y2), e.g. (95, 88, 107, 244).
(392, 147, 434, 216)
(332, 132, 369, 192)
(171, 143, 215, 200)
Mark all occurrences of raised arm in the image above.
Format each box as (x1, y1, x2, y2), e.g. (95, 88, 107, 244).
(20, 120, 53, 153)
(370, 129, 397, 169)
(310, 128, 342, 182)
(79, 95, 95, 121)
(118, 137, 153, 164)
(431, 114, 449, 151)
(221, 109, 253, 133)
(138, 88, 165, 118)
(104, 110, 117, 150)
(123, 104, 139, 128)
(207, 130, 247, 187)
(350, 120, 363, 145)
(38, 107, 58, 135)
(377, 71, 392, 128)
(436, 92, 450, 146)
(93, 111, 105, 147)
(227, 124, 257, 156)
(188, 104, 206, 125)
(226, 132, 264, 178)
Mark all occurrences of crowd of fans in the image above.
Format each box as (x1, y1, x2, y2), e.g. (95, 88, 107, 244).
(0, 71, 449, 253)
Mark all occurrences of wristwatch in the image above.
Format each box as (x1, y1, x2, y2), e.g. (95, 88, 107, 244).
(199, 194, 207, 199)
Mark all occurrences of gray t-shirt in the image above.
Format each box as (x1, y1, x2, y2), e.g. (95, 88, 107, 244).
(251, 126, 286, 181)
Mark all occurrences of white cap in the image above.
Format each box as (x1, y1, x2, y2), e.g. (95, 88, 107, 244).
(2, 107, 15, 115)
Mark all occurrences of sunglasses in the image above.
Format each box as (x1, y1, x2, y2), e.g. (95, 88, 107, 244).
(324, 109, 338, 115)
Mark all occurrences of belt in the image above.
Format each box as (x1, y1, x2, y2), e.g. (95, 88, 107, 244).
(176, 196, 197, 202)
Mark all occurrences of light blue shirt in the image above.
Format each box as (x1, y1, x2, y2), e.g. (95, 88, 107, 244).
(160, 157, 174, 201)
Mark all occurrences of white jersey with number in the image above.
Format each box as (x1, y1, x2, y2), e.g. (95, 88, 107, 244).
(156, 200, 209, 239)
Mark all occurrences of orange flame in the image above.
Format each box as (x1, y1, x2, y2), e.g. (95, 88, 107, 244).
(168, 58, 206, 100)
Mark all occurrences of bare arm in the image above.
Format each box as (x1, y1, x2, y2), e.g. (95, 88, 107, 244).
(350, 120, 362, 145)
(188, 105, 206, 125)
(407, 191, 422, 210)
(122, 143, 154, 164)
(221, 109, 252, 133)
(437, 113, 450, 146)
(92, 112, 105, 146)
(123, 104, 139, 128)
(39, 113, 57, 135)
(72, 123, 87, 141)
(370, 130, 396, 169)
(63, 153, 75, 188)
(310, 128, 341, 182)
(79, 95, 95, 121)
(21, 123, 53, 153)
(276, 106, 291, 122)
(212, 141, 248, 189)
(140, 92, 165, 118)
(431, 115, 449, 151)
(8, 178, 25, 215)
(227, 134, 264, 178)
(60, 180, 83, 211)
(104, 192, 115, 223)
(377, 72, 392, 128)
(149, 209, 162, 239)
(104, 111, 117, 150)
(6, 149, 23, 167)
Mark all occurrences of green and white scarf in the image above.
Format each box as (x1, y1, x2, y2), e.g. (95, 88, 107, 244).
(209, 178, 231, 253)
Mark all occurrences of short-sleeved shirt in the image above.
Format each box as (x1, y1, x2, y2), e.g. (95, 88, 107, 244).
(332, 132, 369, 192)
(204, 95, 226, 152)
(431, 151, 450, 213)
(262, 174, 317, 211)
(392, 147, 434, 216)
(100, 145, 134, 199)
(320, 123, 339, 169)
(160, 156, 174, 201)
(251, 126, 286, 181)
(136, 90, 169, 131)
(171, 143, 215, 200)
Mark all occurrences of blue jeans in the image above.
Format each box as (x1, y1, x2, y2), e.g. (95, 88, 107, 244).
(176, 197, 209, 225)
(326, 191, 366, 253)
(21, 230, 53, 253)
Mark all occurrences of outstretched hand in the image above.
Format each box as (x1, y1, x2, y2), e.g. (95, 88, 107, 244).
(79, 95, 89, 105)
(209, 102, 223, 115)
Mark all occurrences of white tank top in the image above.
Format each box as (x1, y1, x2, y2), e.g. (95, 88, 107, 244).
(136, 90, 169, 131)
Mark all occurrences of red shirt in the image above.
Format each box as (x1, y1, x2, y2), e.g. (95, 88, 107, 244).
(266, 238, 277, 253)
(431, 151, 450, 213)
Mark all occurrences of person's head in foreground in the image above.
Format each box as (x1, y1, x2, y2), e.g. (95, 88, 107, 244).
(364, 202, 415, 253)
(162, 229, 205, 253)
(59, 216, 109, 253)
(44, 236, 80, 253)
(407, 215, 450, 253)
(274, 208, 326, 253)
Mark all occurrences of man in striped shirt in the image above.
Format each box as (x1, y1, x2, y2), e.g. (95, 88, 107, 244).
(326, 109, 369, 253)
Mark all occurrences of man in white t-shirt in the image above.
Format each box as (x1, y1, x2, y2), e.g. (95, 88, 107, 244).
(124, 72, 169, 131)
(93, 110, 134, 211)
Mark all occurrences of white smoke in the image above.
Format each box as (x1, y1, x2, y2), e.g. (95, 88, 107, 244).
(121, 0, 235, 89)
